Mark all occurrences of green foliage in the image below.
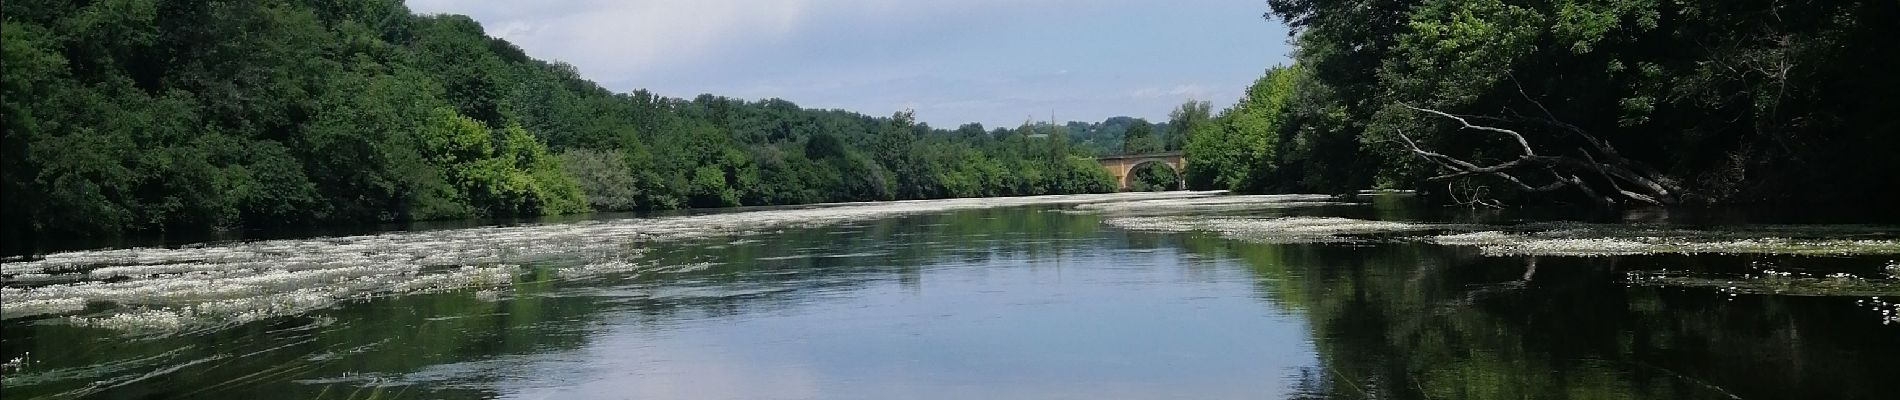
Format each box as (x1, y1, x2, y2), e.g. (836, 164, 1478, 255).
(1241, 0, 1900, 203)
(558, 149, 638, 211)
(0, 0, 1122, 244)
(1061, 156, 1119, 193)
(1128, 163, 1181, 192)
(1120, 119, 1163, 154)
(225, 139, 324, 224)
(1063, 116, 1158, 155)
(1164, 101, 1210, 152)
(1185, 66, 1299, 192)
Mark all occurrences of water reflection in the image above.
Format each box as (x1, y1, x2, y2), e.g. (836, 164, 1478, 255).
(3, 201, 1896, 399)
(1192, 239, 1899, 399)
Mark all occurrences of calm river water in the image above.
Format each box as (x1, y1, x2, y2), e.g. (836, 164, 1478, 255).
(2, 193, 1896, 399)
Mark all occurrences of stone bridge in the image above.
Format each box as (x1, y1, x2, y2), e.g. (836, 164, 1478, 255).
(1097, 151, 1184, 191)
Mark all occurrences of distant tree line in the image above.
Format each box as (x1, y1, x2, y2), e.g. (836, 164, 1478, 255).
(0, 0, 1121, 242)
(1182, 0, 1900, 206)
(13, 0, 1880, 246)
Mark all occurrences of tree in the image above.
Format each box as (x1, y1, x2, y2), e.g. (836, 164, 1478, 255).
(0, 0, 1141, 243)
(1164, 101, 1210, 151)
(1121, 119, 1162, 154)
(1128, 163, 1181, 192)
(1256, 0, 1900, 205)
(1391, 105, 1676, 207)
(1185, 65, 1297, 192)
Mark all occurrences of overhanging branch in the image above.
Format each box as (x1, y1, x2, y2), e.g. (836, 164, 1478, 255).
(1395, 104, 1678, 207)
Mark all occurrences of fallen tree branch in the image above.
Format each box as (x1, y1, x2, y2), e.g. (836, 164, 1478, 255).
(1406, 106, 1537, 156)
(1395, 104, 1678, 207)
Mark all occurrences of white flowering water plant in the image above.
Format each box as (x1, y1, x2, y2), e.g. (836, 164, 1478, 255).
(1857, 297, 1899, 325)
(0, 352, 29, 375)
(9, 191, 1900, 333)
(0, 192, 1216, 334)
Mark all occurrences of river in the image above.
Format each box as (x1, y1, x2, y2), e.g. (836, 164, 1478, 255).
(2, 192, 1896, 399)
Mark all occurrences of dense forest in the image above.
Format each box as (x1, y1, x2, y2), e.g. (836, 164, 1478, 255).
(7, 0, 1895, 244)
(0, 0, 1145, 243)
(1184, 0, 1900, 206)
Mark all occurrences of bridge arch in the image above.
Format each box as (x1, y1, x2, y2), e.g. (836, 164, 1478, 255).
(1096, 151, 1185, 191)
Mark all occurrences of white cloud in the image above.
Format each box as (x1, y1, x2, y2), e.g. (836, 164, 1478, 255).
(405, 0, 1068, 83)
(404, 0, 1288, 127)
(1129, 84, 1210, 100)
(410, 0, 815, 80)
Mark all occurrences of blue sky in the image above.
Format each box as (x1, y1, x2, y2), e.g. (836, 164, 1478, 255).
(407, 0, 1292, 128)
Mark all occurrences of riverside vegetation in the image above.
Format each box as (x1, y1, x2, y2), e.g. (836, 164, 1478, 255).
(3, 193, 1897, 399)
(1182, 0, 1900, 206)
(4, 1, 1900, 398)
(0, 0, 1128, 248)
(8, 0, 1895, 247)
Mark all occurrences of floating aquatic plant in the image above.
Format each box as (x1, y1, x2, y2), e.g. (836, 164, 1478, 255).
(1, 192, 1227, 333)
(1107, 216, 1436, 243)
(0, 352, 28, 375)
(67, 308, 194, 333)
(1432, 230, 1900, 257)
(1859, 297, 1899, 325)
(554, 261, 643, 280)
(1625, 270, 1900, 297)
(1, 298, 86, 319)
(1072, 194, 1343, 216)
(472, 289, 504, 302)
(10, 190, 1898, 333)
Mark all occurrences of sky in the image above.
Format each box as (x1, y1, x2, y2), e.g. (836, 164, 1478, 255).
(406, 0, 1293, 129)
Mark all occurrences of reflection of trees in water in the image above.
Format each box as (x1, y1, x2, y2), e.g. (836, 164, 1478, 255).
(2, 266, 598, 399)
(1180, 238, 1900, 399)
(6, 206, 1115, 399)
(17, 205, 1896, 399)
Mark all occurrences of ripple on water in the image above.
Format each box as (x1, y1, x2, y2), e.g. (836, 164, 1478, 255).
(1106, 216, 1439, 243)
(0, 192, 1222, 333)
(1433, 228, 1900, 257)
